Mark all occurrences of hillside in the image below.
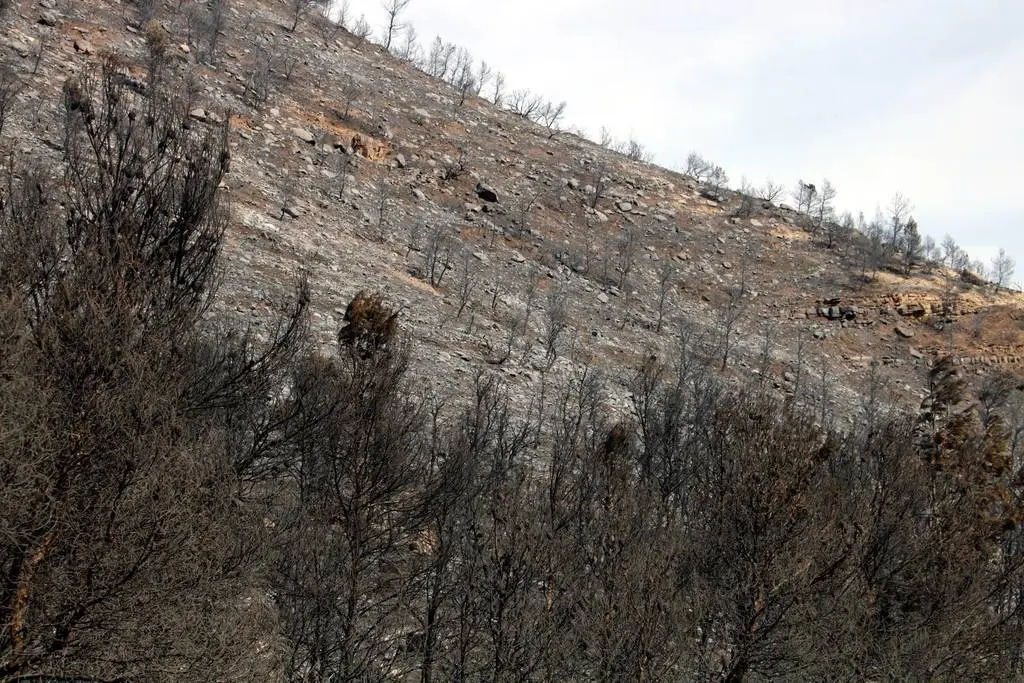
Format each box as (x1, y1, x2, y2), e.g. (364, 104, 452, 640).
(3, 0, 1021, 422)
(4, 0, 1024, 680)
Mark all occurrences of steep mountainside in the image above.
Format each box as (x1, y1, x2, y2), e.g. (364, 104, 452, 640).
(3, 0, 1021, 421)
(8, 2, 1024, 680)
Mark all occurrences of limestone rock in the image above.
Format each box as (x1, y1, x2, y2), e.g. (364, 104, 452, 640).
(38, 10, 60, 26)
(292, 127, 316, 145)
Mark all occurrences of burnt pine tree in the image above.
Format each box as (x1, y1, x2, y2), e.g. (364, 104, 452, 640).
(0, 61, 305, 681)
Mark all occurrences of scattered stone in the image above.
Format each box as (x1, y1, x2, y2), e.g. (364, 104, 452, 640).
(616, 201, 634, 212)
(394, 153, 407, 168)
(472, 251, 489, 263)
(813, 329, 827, 340)
(411, 188, 426, 201)
(566, 178, 580, 190)
(909, 347, 923, 359)
(597, 292, 610, 304)
(593, 210, 609, 222)
(282, 205, 301, 219)
(722, 261, 732, 269)
(895, 324, 915, 338)
(189, 108, 207, 121)
(73, 38, 95, 55)
(38, 10, 60, 26)
(510, 251, 526, 263)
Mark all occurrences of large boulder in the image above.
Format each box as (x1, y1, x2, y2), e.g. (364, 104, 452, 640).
(38, 9, 60, 26)
(475, 182, 499, 203)
(895, 324, 915, 338)
(291, 127, 316, 145)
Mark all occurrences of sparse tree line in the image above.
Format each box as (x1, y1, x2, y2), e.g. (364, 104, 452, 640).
(3, 56, 1024, 683)
(677, 151, 1016, 290)
(336, 1, 659, 155)
(301, 0, 571, 138)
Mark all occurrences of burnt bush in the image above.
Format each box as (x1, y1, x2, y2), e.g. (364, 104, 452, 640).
(338, 289, 399, 354)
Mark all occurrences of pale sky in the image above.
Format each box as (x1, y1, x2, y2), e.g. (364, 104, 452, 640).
(341, 0, 1024, 285)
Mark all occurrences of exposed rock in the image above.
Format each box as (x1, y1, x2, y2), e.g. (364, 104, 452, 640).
(8, 40, 31, 57)
(38, 10, 60, 26)
(292, 127, 316, 145)
(73, 38, 95, 55)
(475, 182, 498, 203)
(411, 188, 426, 201)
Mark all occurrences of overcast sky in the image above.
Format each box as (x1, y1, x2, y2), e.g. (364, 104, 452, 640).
(341, 0, 1023, 284)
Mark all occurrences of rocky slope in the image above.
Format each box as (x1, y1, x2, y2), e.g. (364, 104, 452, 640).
(3, 0, 1021, 424)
